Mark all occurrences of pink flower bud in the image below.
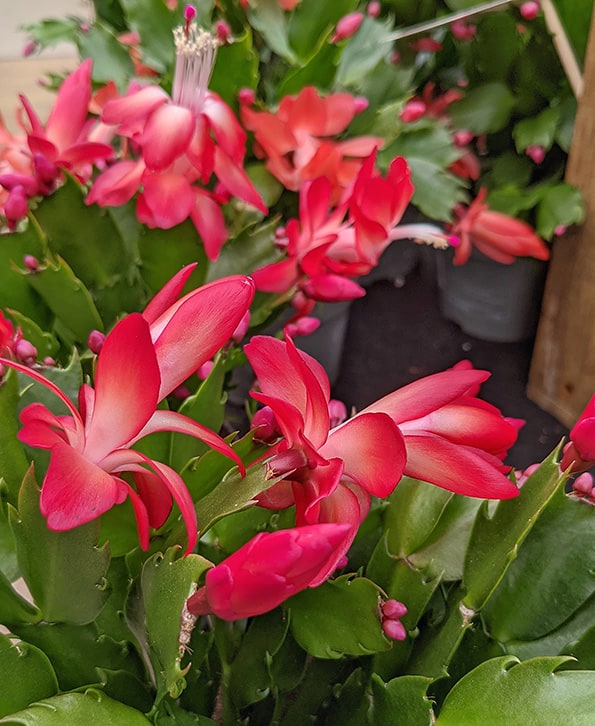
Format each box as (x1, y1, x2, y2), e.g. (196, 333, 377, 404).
(22, 40, 39, 57)
(42, 356, 55, 367)
(171, 385, 191, 399)
(382, 618, 407, 641)
(328, 399, 348, 428)
(197, 360, 214, 380)
(354, 96, 369, 114)
(88, 329, 106, 354)
(331, 12, 364, 43)
(554, 225, 567, 237)
(23, 255, 40, 272)
(231, 310, 250, 343)
(391, 50, 400, 64)
(451, 20, 476, 41)
(251, 405, 281, 443)
(184, 4, 197, 22)
(453, 129, 474, 147)
(186, 524, 352, 620)
(382, 598, 408, 619)
(238, 87, 256, 106)
(410, 37, 442, 53)
(3, 186, 29, 228)
(15, 339, 37, 365)
(520, 1, 540, 21)
(525, 144, 545, 164)
(573, 472, 594, 496)
(399, 100, 427, 123)
(285, 317, 320, 339)
(367, 1, 381, 18)
(215, 19, 232, 44)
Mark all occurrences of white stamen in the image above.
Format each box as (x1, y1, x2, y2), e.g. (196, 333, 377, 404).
(390, 223, 455, 250)
(172, 23, 219, 113)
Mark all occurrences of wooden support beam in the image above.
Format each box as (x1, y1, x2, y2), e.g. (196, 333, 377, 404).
(527, 6, 595, 427)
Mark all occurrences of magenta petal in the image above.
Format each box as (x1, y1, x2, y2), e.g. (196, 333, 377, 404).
(189, 188, 228, 261)
(362, 369, 491, 424)
(404, 434, 519, 499)
(141, 104, 194, 170)
(141, 172, 195, 228)
(251, 258, 299, 294)
(45, 59, 92, 151)
(18, 403, 71, 449)
(570, 417, 595, 461)
(213, 147, 267, 213)
(83, 314, 160, 462)
(101, 85, 168, 126)
(150, 276, 255, 399)
(133, 469, 173, 528)
(86, 160, 144, 207)
(323, 412, 406, 497)
(40, 442, 127, 529)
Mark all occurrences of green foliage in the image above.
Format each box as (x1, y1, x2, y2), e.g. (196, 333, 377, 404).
(436, 656, 595, 725)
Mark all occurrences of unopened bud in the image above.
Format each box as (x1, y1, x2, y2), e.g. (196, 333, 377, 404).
(328, 399, 348, 428)
(451, 20, 476, 41)
(22, 40, 39, 57)
(215, 19, 232, 44)
(353, 96, 369, 114)
(231, 311, 250, 343)
(251, 406, 281, 443)
(88, 329, 105, 354)
(4, 186, 29, 228)
(238, 87, 256, 106)
(15, 339, 37, 364)
(382, 618, 407, 641)
(453, 129, 474, 147)
(23, 254, 39, 272)
(367, 1, 381, 18)
(520, 1, 540, 21)
(399, 100, 426, 123)
(382, 599, 408, 619)
(197, 360, 214, 380)
(331, 12, 364, 43)
(525, 144, 545, 164)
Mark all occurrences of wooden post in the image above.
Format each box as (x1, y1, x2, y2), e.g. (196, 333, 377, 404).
(527, 6, 595, 427)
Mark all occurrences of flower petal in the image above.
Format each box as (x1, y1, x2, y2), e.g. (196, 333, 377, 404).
(141, 103, 194, 170)
(404, 434, 519, 499)
(83, 313, 160, 462)
(142, 263, 199, 324)
(150, 276, 255, 399)
(40, 442, 128, 530)
(323, 412, 406, 497)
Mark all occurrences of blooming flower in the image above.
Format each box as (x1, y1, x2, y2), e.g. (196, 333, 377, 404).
(0, 59, 113, 208)
(185, 523, 352, 620)
(251, 152, 416, 304)
(246, 334, 406, 583)
(451, 188, 550, 264)
(240, 86, 383, 200)
(87, 7, 266, 260)
(1, 271, 255, 551)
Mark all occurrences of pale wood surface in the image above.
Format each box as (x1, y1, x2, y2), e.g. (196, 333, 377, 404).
(527, 7, 595, 427)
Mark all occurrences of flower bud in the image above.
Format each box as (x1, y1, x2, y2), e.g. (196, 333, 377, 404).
(399, 100, 427, 123)
(251, 405, 281, 443)
(15, 338, 37, 365)
(381, 598, 408, 619)
(3, 186, 29, 229)
(23, 255, 40, 272)
(367, 2, 381, 18)
(88, 329, 106, 354)
(215, 19, 232, 44)
(453, 129, 474, 147)
(331, 12, 364, 43)
(382, 618, 407, 641)
(238, 87, 256, 106)
(186, 524, 352, 620)
(520, 2, 540, 21)
(328, 399, 348, 428)
(451, 20, 476, 41)
(525, 144, 545, 164)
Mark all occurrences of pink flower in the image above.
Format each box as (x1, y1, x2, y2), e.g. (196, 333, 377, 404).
(245, 334, 406, 584)
(87, 14, 266, 260)
(240, 86, 382, 200)
(0, 60, 113, 216)
(451, 188, 550, 264)
(560, 394, 595, 474)
(360, 367, 522, 499)
(185, 523, 352, 620)
(1, 270, 255, 551)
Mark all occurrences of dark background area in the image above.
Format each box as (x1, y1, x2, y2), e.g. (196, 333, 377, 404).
(331, 242, 568, 471)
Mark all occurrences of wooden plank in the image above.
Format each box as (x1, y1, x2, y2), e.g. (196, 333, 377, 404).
(527, 6, 595, 427)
